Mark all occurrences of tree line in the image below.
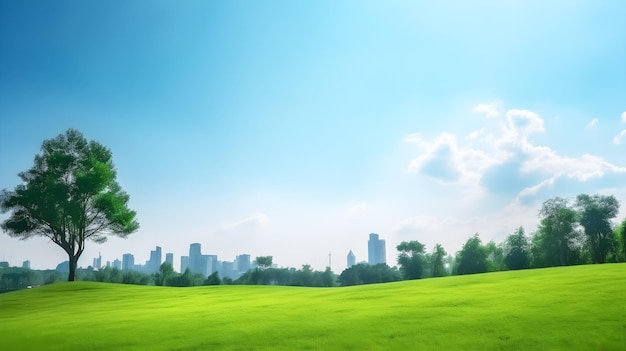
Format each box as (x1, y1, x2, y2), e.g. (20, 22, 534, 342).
(1, 130, 625, 289)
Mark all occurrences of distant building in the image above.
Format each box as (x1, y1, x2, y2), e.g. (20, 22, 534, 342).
(219, 261, 235, 280)
(93, 252, 102, 269)
(165, 253, 174, 267)
(368, 233, 386, 265)
(112, 259, 122, 270)
(0, 261, 9, 269)
(22, 260, 31, 269)
(122, 253, 135, 271)
(181, 256, 189, 273)
(235, 254, 251, 274)
(56, 261, 69, 273)
(189, 243, 202, 274)
(347, 250, 356, 268)
(146, 246, 162, 273)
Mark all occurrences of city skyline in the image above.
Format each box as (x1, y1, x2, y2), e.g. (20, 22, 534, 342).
(1, 1, 625, 272)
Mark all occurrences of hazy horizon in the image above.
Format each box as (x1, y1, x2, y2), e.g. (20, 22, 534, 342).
(1, 1, 625, 272)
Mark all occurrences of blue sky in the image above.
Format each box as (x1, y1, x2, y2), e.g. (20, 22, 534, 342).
(1, 1, 625, 272)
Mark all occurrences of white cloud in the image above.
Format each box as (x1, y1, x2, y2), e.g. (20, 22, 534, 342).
(218, 213, 270, 231)
(473, 103, 500, 118)
(585, 118, 598, 129)
(613, 130, 626, 145)
(406, 104, 626, 201)
(346, 202, 368, 216)
(621, 111, 626, 123)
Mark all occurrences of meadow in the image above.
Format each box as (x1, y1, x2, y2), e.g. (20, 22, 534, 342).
(1, 263, 624, 350)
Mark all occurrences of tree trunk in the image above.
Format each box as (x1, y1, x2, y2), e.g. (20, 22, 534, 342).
(68, 254, 78, 281)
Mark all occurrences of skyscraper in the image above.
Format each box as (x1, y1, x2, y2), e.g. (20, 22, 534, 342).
(189, 243, 202, 274)
(165, 253, 174, 266)
(122, 253, 135, 271)
(180, 256, 189, 273)
(347, 250, 356, 268)
(368, 233, 386, 265)
(147, 246, 162, 273)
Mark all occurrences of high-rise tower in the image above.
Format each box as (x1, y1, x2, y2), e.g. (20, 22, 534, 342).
(347, 250, 356, 268)
(367, 233, 386, 265)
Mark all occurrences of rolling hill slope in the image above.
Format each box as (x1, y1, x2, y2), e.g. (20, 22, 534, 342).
(1, 264, 625, 350)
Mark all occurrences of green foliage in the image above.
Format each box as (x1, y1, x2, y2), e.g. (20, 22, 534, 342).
(504, 227, 531, 270)
(533, 197, 585, 267)
(455, 234, 488, 275)
(0, 129, 139, 281)
(154, 262, 176, 286)
(431, 244, 447, 277)
(337, 263, 401, 286)
(0, 267, 62, 292)
(396, 240, 426, 279)
(575, 194, 620, 263)
(204, 271, 221, 285)
(255, 256, 273, 269)
(235, 265, 336, 287)
(615, 219, 626, 262)
(1, 264, 624, 350)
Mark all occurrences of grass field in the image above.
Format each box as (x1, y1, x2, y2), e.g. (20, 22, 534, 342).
(1, 264, 625, 350)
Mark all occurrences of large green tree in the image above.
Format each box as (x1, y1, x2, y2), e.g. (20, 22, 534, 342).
(575, 194, 620, 263)
(0, 129, 139, 281)
(396, 240, 426, 280)
(455, 234, 488, 275)
(431, 244, 447, 277)
(504, 227, 530, 270)
(532, 197, 582, 267)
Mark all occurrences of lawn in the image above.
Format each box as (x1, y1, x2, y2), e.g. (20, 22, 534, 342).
(1, 263, 625, 350)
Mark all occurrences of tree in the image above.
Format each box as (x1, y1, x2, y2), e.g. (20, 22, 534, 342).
(616, 219, 626, 262)
(0, 129, 139, 281)
(533, 197, 583, 267)
(431, 244, 447, 277)
(575, 194, 620, 263)
(396, 240, 426, 280)
(504, 227, 530, 270)
(255, 256, 273, 270)
(484, 240, 504, 271)
(204, 271, 221, 285)
(155, 262, 175, 286)
(455, 234, 488, 275)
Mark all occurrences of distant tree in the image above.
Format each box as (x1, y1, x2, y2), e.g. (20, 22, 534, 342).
(155, 262, 175, 286)
(431, 244, 447, 277)
(255, 256, 273, 269)
(616, 219, 626, 262)
(0, 129, 139, 281)
(575, 194, 620, 263)
(504, 227, 530, 270)
(396, 240, 426, 280)
(455, 234, 488, 275)
(533, 197, 583, 267)
(204, 271, 221, 285)
(337, 263, 401, 286)
(484, 240, 505, 271)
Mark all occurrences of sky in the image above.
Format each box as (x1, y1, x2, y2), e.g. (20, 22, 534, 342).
(1, 0, 625, 273)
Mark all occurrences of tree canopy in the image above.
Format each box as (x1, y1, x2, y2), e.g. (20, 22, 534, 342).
(0, 129, 139, 281)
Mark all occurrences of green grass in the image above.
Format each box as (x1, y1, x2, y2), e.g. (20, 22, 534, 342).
(1, 264, 625, 350)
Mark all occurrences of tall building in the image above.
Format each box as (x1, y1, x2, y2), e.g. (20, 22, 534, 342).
(189, 243, 202, 274)
(22, 260, 31, 269)
(368, 233, 386, 265)
(93, 252, 102, 269)
(181, 256, 189, 273)
(112, 259, 122, 269)
(235, 254, 251, 274)
(165, 253, 174, 266)
(347, 250, 356, 268)
(147, 246, 162, 273)
(122, 253, 135, 271)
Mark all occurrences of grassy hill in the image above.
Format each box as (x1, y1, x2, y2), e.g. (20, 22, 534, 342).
(1, 264, 625, 350)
